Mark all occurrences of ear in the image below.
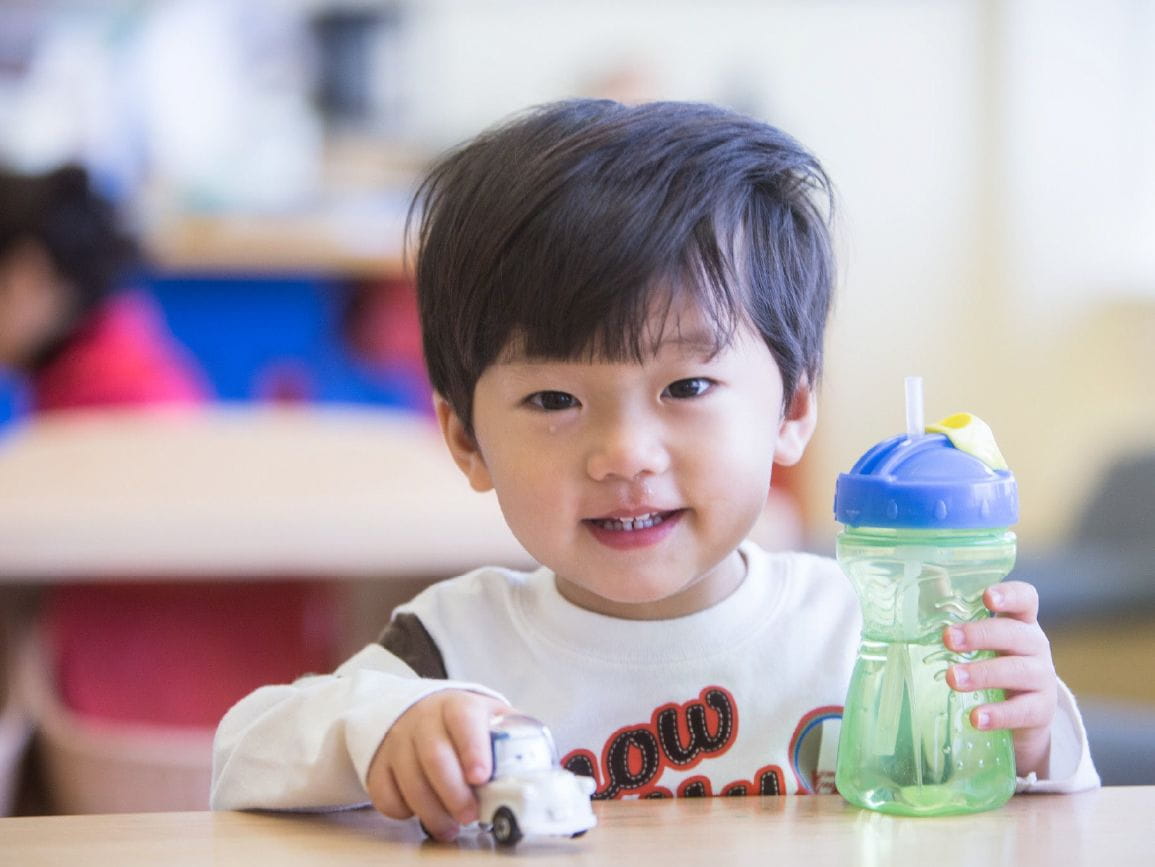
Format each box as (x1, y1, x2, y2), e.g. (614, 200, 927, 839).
(772, 383, 817, 467)
(434, 393, 494, 493)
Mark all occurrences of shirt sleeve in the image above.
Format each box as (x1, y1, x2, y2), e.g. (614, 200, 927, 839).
(210, 642, 508, 811)
(1015, 678, 1101, 794)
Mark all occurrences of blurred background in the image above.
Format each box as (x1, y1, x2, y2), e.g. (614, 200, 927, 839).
(0, 0, 1151, 813)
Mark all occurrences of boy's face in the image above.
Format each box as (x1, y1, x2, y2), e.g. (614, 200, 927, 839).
(437, 296, 816, 620)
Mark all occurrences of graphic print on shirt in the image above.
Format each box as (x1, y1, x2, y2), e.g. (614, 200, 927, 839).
(788, 704, 843, 794)
(560, 687, 844, 798)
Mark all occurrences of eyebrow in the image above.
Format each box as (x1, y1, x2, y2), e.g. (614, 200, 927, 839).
(504, 331, 723, 366)
(646, 321, 733, 362)
(494, 312, 731, 367)
(659, 328, 723, 351)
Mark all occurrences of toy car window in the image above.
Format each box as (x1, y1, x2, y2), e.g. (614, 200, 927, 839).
(493, 734, 555, 774)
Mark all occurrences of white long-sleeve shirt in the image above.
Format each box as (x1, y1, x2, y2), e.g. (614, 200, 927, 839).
(211, 543, 1099, 810)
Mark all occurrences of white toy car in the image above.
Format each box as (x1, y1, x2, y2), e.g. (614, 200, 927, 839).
(476, 714, 597, 846)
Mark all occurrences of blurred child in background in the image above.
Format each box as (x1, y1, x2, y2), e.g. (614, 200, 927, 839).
(0, 165, 206, 411)
(0, 165, 336, 784)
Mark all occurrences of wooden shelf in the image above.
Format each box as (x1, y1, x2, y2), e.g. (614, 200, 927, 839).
(144, 211, 409, 279)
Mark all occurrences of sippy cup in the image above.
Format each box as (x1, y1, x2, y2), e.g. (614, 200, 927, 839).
(832, 377, 1018, 816)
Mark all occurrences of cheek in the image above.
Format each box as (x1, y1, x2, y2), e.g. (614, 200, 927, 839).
(702, 404, 780, 467)
(707, 452, 776, 506)
(691, 414, 779, 505)
(485, 450, 567, 533)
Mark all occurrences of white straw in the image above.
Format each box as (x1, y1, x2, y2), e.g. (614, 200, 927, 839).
(905, 376, 924, 440)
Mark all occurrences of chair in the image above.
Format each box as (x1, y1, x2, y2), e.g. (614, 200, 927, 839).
(1017, 448, 1155, 786)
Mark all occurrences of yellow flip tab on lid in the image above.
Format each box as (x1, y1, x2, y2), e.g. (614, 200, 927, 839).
(925, 413, 1009, 471)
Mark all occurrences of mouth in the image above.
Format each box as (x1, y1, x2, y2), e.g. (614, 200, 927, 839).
(584, 510, 681, 532)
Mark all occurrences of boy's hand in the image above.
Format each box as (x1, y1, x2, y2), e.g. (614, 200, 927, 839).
(367, 690, 510, 842)
(944, 580, 1057, 778)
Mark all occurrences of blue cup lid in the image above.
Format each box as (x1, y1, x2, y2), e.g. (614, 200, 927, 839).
(834, 432, 1018, 529)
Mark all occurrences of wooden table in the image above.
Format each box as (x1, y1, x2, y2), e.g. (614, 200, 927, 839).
(0, 789, 1145, 866)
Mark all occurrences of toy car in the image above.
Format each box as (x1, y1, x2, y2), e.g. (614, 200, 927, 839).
(475, 713, 597, 846)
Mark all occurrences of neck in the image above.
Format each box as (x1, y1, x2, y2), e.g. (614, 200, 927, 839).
(554, 549, 748, 620)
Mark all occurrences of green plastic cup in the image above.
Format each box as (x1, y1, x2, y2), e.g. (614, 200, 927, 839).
(832, 399, 1019, 816)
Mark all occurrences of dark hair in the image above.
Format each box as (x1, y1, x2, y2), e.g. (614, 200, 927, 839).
(410, 99, 835, 435)
(0, 164, 140, 364)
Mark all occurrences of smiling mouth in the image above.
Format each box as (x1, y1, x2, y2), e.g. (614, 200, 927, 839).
(586, 510, 679, 532)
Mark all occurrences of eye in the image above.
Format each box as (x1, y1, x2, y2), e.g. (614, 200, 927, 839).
(525, 390, 580, 411)
(663, 378, 713, 399)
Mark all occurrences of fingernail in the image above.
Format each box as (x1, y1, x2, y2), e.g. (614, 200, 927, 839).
(953, 666, 970, 687)
(988, 588, 1003, 607)
(425, 823, 456, 843)
(947, 627, 966, 649)
(975, 711, 991, 729)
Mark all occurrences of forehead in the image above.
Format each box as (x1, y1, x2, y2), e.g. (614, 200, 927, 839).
(497, 293, 736, 366)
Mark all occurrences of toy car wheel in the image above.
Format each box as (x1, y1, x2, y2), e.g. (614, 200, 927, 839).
(491, 807, 522, 846)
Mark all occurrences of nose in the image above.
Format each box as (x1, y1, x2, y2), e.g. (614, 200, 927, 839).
(585, 411, 670, 482)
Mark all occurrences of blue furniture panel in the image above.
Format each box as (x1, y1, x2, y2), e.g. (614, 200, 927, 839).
(0, 271, 429, 427)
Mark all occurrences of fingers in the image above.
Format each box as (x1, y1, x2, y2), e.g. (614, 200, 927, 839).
(442, 696, 500, 787)
(366, 762, 411, 821)
(414, 728, 477, 826)
(944, 615, 1050, 658)
(413, 696, 506, 834)
(983, 581, 1039, 622)
(947, 652, 1054, 694)
(369, 745, 459, 839)
(943, 581, 1047, 657)
(964, 691, 1056, 734)
(367, 691, 509, 843)
(943, 581, 1058, 778)
(944, 582, 1059, 741)
(393, 745, 462, 841)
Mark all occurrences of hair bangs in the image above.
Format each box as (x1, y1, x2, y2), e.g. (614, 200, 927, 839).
(502, 212, 746, 367)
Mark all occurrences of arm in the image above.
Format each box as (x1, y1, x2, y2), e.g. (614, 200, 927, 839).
(210, 642, 508, 813)
(944, 580, 1100, 792)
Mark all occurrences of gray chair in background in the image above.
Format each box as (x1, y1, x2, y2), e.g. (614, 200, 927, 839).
(1017, 449, 1155, 786)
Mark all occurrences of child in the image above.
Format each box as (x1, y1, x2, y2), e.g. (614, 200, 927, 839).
(0, 165, 207, 410)
(0, 165, 334, 754)
(211, 100, 1098, 839)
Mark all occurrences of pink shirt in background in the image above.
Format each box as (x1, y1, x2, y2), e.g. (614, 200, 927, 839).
(32, 292, 209, 414)
(33, 291, 338, 727)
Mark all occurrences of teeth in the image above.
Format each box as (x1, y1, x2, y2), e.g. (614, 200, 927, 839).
(596, 512, 665, 532)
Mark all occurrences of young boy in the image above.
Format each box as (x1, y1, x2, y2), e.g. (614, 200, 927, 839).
(211, 100, 1098, 839)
